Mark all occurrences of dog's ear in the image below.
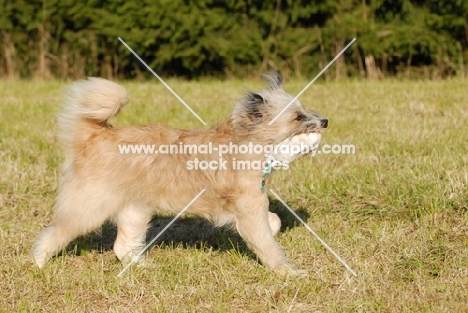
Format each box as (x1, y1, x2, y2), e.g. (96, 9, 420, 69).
(245, 92, 265, 119)
(261, 71, 283, 90)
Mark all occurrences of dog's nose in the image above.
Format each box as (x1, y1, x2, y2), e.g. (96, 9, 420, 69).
(321, 119, 328, 128)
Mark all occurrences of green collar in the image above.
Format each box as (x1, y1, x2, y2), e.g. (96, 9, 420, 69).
(260, 161, 272, 190)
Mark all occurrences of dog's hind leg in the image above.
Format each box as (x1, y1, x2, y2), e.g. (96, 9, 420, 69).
(234, 194, 298, 276)
(113, 203, 152, 266)
(33, 185, 118, 268)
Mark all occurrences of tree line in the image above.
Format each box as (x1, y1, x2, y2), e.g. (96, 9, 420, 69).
(0, 0, 467, 80)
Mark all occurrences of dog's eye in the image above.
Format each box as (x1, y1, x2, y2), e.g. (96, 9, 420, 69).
(295, 114, 307, 122)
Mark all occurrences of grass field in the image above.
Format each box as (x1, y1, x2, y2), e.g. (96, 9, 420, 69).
(0, 77, 467, 312)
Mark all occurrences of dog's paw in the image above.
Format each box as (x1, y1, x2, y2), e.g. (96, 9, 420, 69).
(288, 268, 309, 277)
(120, 254, 159, 269)
(273, 264, 309, 277)
(135, 257, 158, 269)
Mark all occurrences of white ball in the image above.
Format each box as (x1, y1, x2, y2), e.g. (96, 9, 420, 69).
(266, 132, 322, 164)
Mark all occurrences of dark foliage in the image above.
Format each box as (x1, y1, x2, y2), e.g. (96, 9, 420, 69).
(0, 0, 466, 79)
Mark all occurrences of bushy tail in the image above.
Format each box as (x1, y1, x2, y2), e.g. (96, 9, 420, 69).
(58, 77, 128, 156)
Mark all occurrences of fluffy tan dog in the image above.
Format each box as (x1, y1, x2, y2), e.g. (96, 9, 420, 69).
(33, 72, 328, 275)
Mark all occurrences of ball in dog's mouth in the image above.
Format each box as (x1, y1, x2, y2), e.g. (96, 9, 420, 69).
(266, 132, 322, 164)
(281, 132, 322, 154)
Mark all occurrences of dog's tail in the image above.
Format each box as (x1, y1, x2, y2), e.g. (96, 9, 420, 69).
(58, 77, 128, 156)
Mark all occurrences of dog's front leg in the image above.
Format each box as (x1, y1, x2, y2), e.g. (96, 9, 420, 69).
(234, 194, 300, 276)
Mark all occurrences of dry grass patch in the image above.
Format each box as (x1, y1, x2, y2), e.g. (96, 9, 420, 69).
(0, 78, 467, 312)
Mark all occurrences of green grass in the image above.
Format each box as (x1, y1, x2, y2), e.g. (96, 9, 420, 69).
(1, 77, 467, 312)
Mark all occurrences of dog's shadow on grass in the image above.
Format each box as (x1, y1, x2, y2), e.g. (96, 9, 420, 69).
(69, 199, 310, 261)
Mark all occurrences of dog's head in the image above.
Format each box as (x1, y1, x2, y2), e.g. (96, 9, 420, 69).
(231, 71, 328, 145)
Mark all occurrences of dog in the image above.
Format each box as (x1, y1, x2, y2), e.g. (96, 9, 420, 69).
(32, 72, 328, 275)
